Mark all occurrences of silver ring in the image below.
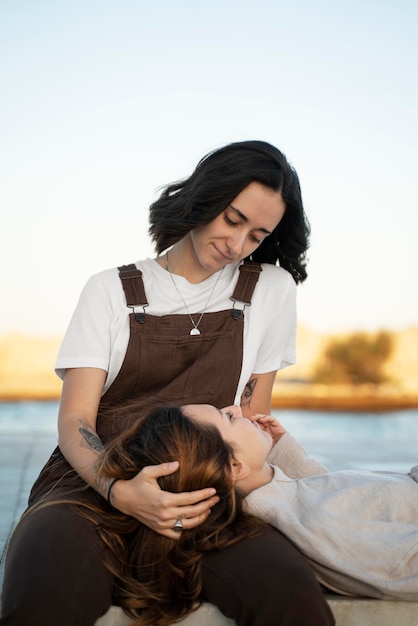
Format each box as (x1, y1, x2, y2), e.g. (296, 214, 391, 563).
(173, 518, 184, 532)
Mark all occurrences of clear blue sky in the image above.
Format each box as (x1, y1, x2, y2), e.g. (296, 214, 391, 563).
(1, 0, 417, 335)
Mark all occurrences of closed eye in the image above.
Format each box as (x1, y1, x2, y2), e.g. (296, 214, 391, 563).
(220, 409, 234, 421)
(224, 214, 238, 226)
(224, 212, 262, 244)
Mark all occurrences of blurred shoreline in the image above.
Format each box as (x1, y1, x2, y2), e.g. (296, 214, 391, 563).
(1, 327, 417, 412)
(1, 389, 417, 413)
(272, 382, 418, 412)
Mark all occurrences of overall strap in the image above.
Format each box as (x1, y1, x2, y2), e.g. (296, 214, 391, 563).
(118, 264, 149, 323)
(230, 261, 262, 320)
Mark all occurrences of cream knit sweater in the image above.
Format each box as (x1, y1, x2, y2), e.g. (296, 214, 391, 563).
(244, 433, 418, 600)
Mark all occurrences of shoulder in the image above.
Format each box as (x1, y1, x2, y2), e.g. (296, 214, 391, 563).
(84, 258, 154, 291)
(256, 263, 296, 301)
(259, 263, 295, 286)
(81, 258, 160, 304)
(82, 265, 122, 298)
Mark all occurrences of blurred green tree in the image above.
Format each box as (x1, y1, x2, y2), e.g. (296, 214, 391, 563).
(311, 331, 394, 385)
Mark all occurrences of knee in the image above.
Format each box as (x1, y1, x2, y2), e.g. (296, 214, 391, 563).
(202, 526, 335, 626)
(1, 504, 114, 625)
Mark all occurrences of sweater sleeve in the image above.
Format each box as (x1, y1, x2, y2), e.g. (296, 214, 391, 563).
(266, 432, 329, 478)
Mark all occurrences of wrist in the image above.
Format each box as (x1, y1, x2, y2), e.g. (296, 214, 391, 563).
(274, 429, 286, 444)
(107, 478, 120, 511)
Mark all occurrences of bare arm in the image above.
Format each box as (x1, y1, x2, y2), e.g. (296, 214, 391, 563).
(58, 367, 219, 538)
(240, 371, 277, 417)
(58, 367, 108, 494)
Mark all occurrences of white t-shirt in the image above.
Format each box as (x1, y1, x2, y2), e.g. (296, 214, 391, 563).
(56, 258, 297, 403)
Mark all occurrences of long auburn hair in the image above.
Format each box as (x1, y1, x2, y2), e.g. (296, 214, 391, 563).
(148, 140, 310, 284)
(31, 405, 264, 625)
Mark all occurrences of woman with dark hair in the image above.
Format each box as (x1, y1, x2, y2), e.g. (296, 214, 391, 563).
(1, 140, 334, 626)
(149, 141, 308, 282)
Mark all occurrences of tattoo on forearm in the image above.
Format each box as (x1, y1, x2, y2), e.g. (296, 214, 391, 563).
(79, 420, 104, 453)
(78, 421, 108, 496)
(241, 377, 258, 407)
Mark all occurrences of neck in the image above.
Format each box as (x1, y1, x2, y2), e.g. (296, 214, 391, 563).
(160, 238, 215, 283)
(236, 464, 274, 497)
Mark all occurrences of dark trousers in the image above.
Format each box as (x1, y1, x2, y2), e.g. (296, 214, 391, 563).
(1, 505, 335, 626)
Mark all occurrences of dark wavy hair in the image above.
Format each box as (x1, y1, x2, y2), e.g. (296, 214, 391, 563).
(30, 405, 264, 625)
(149, 140, 310, 283)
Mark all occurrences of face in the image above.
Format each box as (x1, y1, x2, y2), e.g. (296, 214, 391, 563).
(188, 181, 285, 275)
(183, 404, 272, 473)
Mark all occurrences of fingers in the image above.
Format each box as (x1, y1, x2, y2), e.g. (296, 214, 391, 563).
(151, 492, 219, 537)
(173, 493, 220, 520)
(141, 461, 179, 480)
(174, 487, 218, 505)
(127, 462, 220, 538)
(165, 507, 215, 540)
(140, 464, 218, 503)
(252, 414, 281, 429)
(250, 414, 274, 430)
(249, 414, 286, 444)
(140, 466, 218, 508)
(251, 413, 273, 423)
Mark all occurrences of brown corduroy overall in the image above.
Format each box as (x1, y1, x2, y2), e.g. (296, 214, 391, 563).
(27, 261, 260, 503)
(1, 263, 334, 626)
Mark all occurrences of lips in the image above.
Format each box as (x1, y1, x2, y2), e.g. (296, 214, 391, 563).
(213, 245, 233, 261)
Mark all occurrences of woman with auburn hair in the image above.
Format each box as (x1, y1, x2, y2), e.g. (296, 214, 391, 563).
(97, 402, 418, 621)
(184, 404, 418, 602)
(19, 405, 265, 626)
(21, 401, 418, 626)
(1, 140, 334, 626)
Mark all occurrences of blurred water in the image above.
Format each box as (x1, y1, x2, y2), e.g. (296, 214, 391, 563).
(0, 402, 417, 474)
(0, 401, 59, 434)
(273, 408, 418, 473)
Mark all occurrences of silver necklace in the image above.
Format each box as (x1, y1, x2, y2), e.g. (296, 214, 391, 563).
(165, 252, 224, 335)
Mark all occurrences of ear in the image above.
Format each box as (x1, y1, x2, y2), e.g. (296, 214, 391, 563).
(230, 458, 251, 482)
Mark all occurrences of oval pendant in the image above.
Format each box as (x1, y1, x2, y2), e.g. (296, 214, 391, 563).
(190, 328, 201, 336)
